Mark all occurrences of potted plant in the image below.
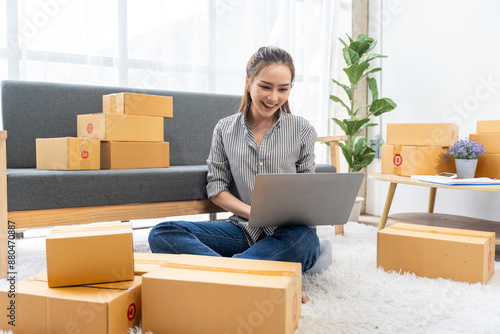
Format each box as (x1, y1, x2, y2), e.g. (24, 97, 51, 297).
(330, 33, 397, 172)
(329, 33, 397, 222)
(446, 138, 485, 179)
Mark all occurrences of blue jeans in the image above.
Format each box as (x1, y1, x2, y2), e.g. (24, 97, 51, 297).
(148, 221, 320, 272)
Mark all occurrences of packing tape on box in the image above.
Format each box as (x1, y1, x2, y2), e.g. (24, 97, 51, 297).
(109, 94, 118, 113)
(392, 146, 402, 175)
(389, 225, 495, 239)
(49, 225, 130, 234)
(73, 137, 92, 169)
(163, 262, 296, 277)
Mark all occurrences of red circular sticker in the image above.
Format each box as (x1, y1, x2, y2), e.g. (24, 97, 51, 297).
(292, 292, 298, 322)
(393, 154, 403, 167)
(488, 250, 492, 272)
(87, 123, 93, 134)
(81, 151, 89, 159)
(127, 303, 136, 321)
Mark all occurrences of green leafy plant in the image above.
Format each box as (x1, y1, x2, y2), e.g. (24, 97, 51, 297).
(330, 34, 397, 172)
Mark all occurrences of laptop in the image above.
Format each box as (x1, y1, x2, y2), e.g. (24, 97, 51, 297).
(247, 173, 363, 228)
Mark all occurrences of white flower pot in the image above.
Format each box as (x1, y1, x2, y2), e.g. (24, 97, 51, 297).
(455, 159, 478, 179)
(348, 196, 364, 222)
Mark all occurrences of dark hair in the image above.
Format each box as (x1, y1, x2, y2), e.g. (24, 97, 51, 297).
(237, 46, 295, 114)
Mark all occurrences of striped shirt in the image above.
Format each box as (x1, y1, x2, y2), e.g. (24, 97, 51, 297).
(206, 110, 317, 246)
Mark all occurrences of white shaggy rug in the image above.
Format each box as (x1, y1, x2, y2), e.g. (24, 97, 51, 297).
(2, 222, 500, 334)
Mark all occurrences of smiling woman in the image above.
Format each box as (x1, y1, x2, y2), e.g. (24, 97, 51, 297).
(148, 46, 322, 275)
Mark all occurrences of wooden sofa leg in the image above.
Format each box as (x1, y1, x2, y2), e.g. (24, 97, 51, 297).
(334, 225, 344, 235)
(0, 131, 8, 278)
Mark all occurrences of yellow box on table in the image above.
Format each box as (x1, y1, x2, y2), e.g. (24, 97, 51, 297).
(0, 274, 142, 334)
(36, 137, 100, 170)
(476, 120, 500, 134)
(46, 222, 135, 288)
(141, 254, 302, 334)
(381, 145, 455, 176)
(377, 223, 495, 284)
(386, 123, 458, 146)
(476, 154, 500, 178)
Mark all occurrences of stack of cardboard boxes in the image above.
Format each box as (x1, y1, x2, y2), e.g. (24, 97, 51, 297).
(1, 224, 302, 333)
(36, 92, 172, 170)
(381, 123, 458, 176)
(471, 120, 500, 178)
(0, 222, 141, 333)
(378, 122, 497, 285)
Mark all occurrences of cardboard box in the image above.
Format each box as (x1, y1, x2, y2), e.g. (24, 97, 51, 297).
(36, 137, 100, 170)
(381, 145, 456, 176)
(476, 120, 500, 134)
(77, 113, 164, 142)
(46, 222, 134, 287)
(386, 123, 458, 146)
(469, 133, 500, 154)
(101, 141, 170, 169)
(476, 154, 500, 178)
(103, 92, 173, 118)
(142, 255, 302, 334)
(0, 274, 141, 333)
(377, 223, 495, 284)
(134, 252, 183, 276)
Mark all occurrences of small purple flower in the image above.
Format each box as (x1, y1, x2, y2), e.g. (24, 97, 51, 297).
(446, 138, 486, 160)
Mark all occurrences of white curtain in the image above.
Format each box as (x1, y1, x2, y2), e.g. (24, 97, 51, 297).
(1, 0, 351, 163)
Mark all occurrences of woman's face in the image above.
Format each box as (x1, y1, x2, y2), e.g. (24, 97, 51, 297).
(247, 64, 292, 119)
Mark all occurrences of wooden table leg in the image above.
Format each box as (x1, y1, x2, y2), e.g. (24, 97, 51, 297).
(378, 182, 397, 231)
(428, 187, 437, 213)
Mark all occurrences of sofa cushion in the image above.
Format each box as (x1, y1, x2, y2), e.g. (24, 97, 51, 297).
(7, 164, 336, 211)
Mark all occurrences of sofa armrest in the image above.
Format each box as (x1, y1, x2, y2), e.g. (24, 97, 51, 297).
(316, 136, 347, 173)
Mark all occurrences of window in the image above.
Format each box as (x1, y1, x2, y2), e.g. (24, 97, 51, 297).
(1, 0, 351, 163)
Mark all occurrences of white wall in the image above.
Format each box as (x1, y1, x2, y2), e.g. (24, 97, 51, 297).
(367, 0, 500, 221)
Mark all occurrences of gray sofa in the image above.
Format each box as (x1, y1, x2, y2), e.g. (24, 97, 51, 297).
(0, 80, 340, 277)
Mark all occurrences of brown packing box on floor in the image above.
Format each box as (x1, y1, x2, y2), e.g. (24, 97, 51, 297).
(377, 223, 495, 284)
(103, 92, 173, 118)
(77, 113, 164, 142)
(36, 137, 100, 170)
(469, 133, 500, 154)
(46, 222, 134, 288)
(476, 154, 500, 178)
(476, 120, 500, 134)
(101, 141, 170, 169)
(381, 145, 456, 176)
(142, 255, 302, 334)
(134, 252, 183, 276)
(386, 123, 459, 146)
(0, 274, 141, 334)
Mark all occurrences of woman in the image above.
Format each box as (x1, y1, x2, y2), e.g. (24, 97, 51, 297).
(148, 46, 320, 273)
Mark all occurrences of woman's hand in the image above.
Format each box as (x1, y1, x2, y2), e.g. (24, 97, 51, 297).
(210, 191, 251, 220)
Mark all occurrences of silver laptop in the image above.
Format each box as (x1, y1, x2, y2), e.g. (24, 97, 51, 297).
(247, 173, 363, 228)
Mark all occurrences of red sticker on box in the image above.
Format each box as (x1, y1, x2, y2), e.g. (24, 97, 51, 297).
(127, 303, 136, 321)
(393, 154, 403, 167)
(81, 151, 89, 159)
(87, 123, 93, 134)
